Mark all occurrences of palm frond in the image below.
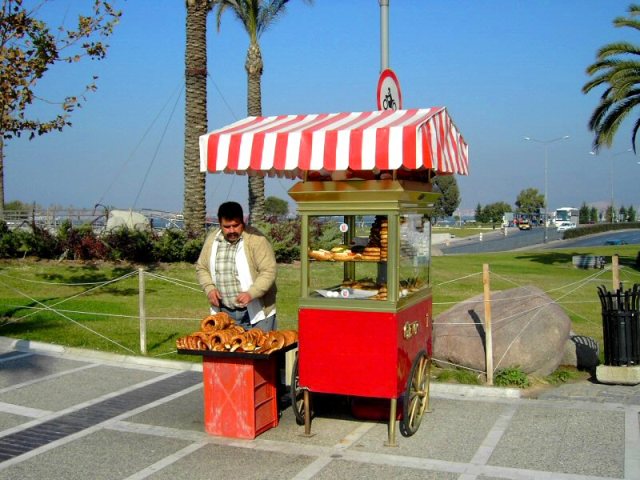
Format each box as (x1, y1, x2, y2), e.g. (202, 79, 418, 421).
(585, 58, 620, 77)
(591, 94, 640, 150)
(597, 41, 640, 60)
(613, 18, 640, 31)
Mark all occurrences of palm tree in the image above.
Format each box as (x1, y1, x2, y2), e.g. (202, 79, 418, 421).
(184, 0, 212, 236)
(583, 4, 640, 153)
(212, 0, 312, 225)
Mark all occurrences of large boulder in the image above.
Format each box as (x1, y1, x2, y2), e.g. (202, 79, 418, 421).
(434, 286, 572, 376)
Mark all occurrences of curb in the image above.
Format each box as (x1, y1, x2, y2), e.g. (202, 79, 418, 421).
(431, 382, 521, 399)
(0, 336, 202, 372)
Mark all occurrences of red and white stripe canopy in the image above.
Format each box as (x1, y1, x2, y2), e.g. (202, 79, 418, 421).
(199, 107, 468, 178)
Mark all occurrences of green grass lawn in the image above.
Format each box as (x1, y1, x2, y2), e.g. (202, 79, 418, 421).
(1, 243, 638, 364)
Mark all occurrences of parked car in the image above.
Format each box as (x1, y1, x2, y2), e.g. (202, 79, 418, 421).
(518, 220, 531, 231)
(556, 221, 576, 232)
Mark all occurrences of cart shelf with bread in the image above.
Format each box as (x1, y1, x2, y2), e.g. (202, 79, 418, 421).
(198, 108, 468, 446)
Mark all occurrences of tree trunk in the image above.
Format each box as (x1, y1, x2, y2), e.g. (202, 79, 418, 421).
(0, 136, 4, 220)
(183, 0, 208, 236)
(246, 41, 265, 225)
(0, 135, 4, 220)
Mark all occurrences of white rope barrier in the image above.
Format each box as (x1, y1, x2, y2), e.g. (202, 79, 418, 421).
(433, 271, 482, 287)
(143, 271, 201, 292)
(0, 279, 135, 354)
(11, 270, 139, 322)
(431, 357, 486, 375)
(0, 304, 199, 322)
(0, 270, 129, 287)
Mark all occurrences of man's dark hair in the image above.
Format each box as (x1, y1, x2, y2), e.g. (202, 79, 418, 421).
(218, 201, 244, 223)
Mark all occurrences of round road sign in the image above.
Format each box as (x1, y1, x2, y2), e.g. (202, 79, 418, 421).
(377, 69, 402, 111)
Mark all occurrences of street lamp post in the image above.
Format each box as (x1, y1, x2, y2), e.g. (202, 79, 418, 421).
(589, 149, 632, 223)
(524, 135, 570, 243)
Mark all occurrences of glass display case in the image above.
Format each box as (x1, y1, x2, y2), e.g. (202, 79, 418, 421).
(305, 213, 431, 304)
(289, 179, 438, 311)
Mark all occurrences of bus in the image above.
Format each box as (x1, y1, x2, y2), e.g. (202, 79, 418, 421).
(555, 207, 579, 225)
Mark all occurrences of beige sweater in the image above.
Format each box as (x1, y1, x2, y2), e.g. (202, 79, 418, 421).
(195, 226, 277, 318)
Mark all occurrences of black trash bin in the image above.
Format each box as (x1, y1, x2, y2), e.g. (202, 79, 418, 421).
(597, 284, 640, 366)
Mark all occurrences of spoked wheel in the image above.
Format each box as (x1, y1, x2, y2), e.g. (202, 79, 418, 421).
(399, 351, 431, 437)
(290, 354, 312, 425)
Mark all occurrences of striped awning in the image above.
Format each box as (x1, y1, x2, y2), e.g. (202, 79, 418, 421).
(199, 107, 468, 178)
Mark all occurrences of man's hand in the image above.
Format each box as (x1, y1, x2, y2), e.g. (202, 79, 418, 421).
(235, 292, 253, 308)
(207, 289, 222, 307)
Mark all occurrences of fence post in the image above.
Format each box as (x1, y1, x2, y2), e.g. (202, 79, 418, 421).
(483, 263, 493, 385)
(139, 267, 147, 354)
(612, 254, 620, 291)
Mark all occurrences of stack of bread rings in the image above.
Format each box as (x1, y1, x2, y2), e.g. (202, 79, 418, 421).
(176, 312, 297, 355)
(363, 215, 388, 261)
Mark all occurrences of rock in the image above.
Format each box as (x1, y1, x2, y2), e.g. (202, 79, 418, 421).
(434, 286, 571, 376)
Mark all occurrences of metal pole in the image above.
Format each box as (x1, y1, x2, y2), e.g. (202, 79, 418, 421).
(524, 135, 569, 240)
(379, 0, 389, 71)
(610, 154, 615, 223)
(544, 145, 548, 243)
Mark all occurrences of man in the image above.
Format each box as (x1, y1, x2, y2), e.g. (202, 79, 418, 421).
(196, 201, 277, 331)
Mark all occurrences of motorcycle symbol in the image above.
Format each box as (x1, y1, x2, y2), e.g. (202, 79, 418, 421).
(382, 87, 397, 110)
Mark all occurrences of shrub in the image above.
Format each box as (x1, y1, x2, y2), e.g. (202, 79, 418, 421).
(0, 221, 19, 258)
(257, 218, 301, 264)
(545, 368, 578, 385)
(563, 222, 640, 240)
(104, 228, 155, 263)
(153, 228, 187, 262)
(309, 218, 343, 250)
(17, 224, 61, 259)
(494, 367, 530, 388)
(58, 221, 108, 260)
(182, 236, 205, 263)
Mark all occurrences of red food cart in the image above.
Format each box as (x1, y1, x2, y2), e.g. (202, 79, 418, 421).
(199, 107, 468, 445)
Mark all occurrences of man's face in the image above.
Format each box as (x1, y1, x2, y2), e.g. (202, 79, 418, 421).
(220, 217, 244, 243)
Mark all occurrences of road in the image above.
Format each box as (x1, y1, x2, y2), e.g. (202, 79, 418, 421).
(438, 226, 640, 254)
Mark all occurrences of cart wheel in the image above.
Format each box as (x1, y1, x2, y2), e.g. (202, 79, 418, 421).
(290, 354, 311, 425)
(399, 351, 431, 437)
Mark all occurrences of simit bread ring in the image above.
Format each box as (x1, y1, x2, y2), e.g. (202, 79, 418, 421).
(240, 329, 265, 352)
(193, 331, 214, 350)
(280, 330, 298, 346)
(200, 312, 235, 332)
(261, 331, 285, 354)
(227, 333, 244, 352)
(210, 330, 236, 351)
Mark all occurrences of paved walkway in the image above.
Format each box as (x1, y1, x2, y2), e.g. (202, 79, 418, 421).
(0, 337, 639, 480)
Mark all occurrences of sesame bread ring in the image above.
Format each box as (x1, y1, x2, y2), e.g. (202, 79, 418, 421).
(200, 315, 218, 332)
(200, 312, 234, 331)
(241, 329, 266, 352)
(193, 331, 214, 350)
(261, 331, 285, 354)
(210, 330, 235, 351)
(280, 330, 298, 346)
(225, 333, 243, 352)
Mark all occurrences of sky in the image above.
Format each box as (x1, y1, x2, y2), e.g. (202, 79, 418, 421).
(6, 0, 640, 217)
